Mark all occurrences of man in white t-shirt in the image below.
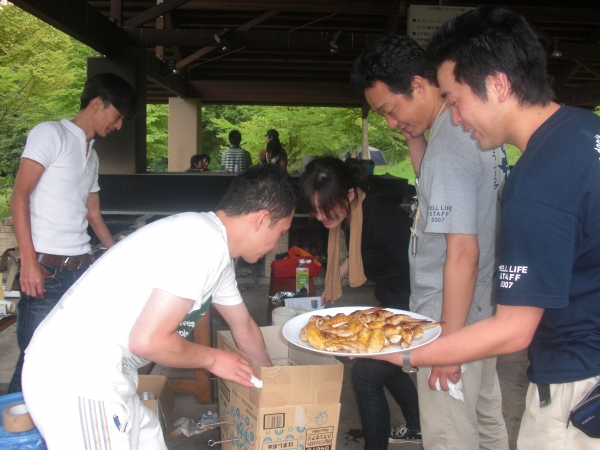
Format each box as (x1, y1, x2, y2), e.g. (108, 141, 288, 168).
(8, 73, 138, 393)
(22, 164, 297, 450)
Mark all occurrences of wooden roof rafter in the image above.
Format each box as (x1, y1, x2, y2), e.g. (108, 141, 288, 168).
(12, 0, 600, 108)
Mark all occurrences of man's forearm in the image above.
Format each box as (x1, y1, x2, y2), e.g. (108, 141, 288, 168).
(233, 319, 272, 367)
(88, 217, 115, 249)
(86, 193, 115, 249)
(441, 234, 479, 335)
(11, 192, 36, 261)
(410, 305, 543, 367)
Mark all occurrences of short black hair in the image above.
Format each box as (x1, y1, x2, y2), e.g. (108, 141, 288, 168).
(427, 6, 554, 106)
(351, 34, 439, 97)
(189, 154, 202, 168)
(228, 130, 242, 147)
(298, 157, 368, 225)
(199, 153, 211, 164)
(216, 164, 297, 226)
(266, 129, 279, 139)
(80, 73, 137, 119)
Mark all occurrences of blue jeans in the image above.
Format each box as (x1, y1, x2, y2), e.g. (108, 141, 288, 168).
(353, 359, 420, 450)
(8, 260, 89, 393)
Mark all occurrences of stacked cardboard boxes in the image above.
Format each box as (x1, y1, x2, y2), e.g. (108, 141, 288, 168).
(218, 326, 343, 450)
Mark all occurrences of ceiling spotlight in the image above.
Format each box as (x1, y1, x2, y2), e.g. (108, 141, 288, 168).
(166, 60, 179, 74)
(330, 30, 343, 53)
(550, 38, 563, 58)
(214, 28, 232, 45)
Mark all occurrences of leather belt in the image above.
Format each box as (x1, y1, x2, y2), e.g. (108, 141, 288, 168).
(37, 253, 95, 271)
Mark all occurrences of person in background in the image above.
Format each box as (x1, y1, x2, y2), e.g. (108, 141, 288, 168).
(259, 129, 288, 171)
(186, 153, 211, 172)
(352, 34, 509, 449)
(221, 129, 252, 172)
(22, 164, 296, 449)
(377, 7, 600, 450)
(8, 73, 137, 393)
(298, 156, 420, 449)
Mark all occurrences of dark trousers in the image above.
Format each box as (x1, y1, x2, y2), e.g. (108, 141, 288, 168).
(352, 283, 420, 450)
(353, 359, 421, 449)
(8, 261, 89, 393)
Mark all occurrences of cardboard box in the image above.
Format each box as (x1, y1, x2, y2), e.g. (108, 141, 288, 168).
(284, 296, 325, 312)
(137, 375, 175, 431)
(218, 326, 343, 450)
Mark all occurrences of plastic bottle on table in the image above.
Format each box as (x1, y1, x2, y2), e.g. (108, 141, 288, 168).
(296, 258, 310, 294)
(234, 159, 240, 173)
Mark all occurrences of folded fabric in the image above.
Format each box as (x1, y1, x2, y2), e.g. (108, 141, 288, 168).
(324, 188, 367, 302)
(431, 364, 467, 402)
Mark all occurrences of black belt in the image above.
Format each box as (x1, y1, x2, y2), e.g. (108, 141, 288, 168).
(37, 253, 95, 271)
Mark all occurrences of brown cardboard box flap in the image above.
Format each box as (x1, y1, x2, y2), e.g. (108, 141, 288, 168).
(137, 375, 175, 426)
(217, 326, 343, 408)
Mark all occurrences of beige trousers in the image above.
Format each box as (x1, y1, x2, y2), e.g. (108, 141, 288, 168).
(517, 376, 599, 450)
(417, 357, 509, 450)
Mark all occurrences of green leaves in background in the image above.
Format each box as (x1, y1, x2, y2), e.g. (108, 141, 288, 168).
(0, 4, 533, 219)
(0, 4, 94, 217)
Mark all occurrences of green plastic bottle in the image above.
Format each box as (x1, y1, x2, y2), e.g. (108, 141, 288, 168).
(296, 259, 310, 293)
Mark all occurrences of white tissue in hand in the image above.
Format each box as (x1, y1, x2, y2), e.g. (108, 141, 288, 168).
(431, 364, 467, 402)
(250, 375, 263, 388)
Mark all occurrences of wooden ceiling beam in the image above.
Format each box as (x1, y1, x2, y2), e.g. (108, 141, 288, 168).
(180, 0, 405, 15)
(508, 6, 600, 25)
(125, 28, 385, 51)
(550, 43, 600, 61)
(110, 0, 122, 27)
(190, 79, 363, 106)
(164, 13, 182, 61)
(552, 62, 582, 90)
(145, 51, 198, 97)
(575, 60, 600, 82)
(124, 0, 193, 28)
(385, 15, 402, 35)
(175, 10, 280, 70)
(12, 0, 128, 56)
(555, 81, 600, 107)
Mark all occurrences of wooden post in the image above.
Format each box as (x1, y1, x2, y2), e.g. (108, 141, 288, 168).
(155, 0, 164, 60)
(361, 103, 370, 159)
(168, 98, 202, 172)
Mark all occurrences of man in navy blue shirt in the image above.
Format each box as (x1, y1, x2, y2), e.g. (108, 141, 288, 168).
(376, 7, 600, 449)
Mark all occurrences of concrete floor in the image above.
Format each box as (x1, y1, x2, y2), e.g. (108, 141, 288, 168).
(0, 279, 529, 449)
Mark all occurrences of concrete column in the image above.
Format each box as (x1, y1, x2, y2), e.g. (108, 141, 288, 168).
(168, 98, 202, 172)
(87, 46, 148, 174)
(361, 102, 370, 159)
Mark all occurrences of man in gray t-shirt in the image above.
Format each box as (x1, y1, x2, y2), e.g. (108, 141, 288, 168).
(357, 35, 509, 449)
(412, 109, 506, 325)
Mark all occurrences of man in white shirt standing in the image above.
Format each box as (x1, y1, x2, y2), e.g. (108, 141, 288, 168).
(8, 73, 137, 393)
(22, 164, 296, 450)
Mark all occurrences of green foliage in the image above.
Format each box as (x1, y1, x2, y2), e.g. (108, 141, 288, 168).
(208, 106, 408, 172)
(374, 159, 416, 184)
(504, 144, 522, 167)
(0, 4, 94, 199)
(146, 104, 169, 171)
(0, 187, 12, 219)
(201, 105, 254, 170)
